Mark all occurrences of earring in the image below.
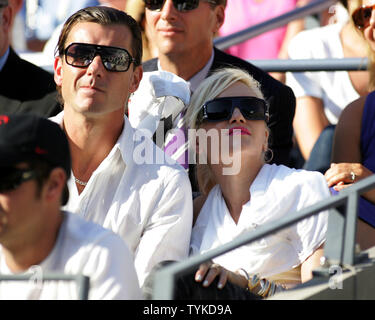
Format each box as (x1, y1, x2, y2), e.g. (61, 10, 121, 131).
(264, 148, 274, 163)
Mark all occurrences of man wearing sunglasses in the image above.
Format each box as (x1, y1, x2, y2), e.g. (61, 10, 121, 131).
(0, 0, 60, 117)
(142, 0, 296, 169)
(0, 114, 142, 299)
(51, 6, 192, 290)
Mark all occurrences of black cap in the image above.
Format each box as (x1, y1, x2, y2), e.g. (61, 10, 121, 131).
(0, 114, 71, 178)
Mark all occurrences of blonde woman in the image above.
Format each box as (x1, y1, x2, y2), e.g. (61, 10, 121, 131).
(185, 67, 330, 298)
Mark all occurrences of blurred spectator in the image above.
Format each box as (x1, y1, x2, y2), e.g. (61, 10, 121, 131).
(0, 114, 142, 300)
(218, 0, 310, 83)
(24, 0, 100, 52)
(324, 0, 375, 251)
(0, 0, 60, 117)
(100, 0, 127, 10)
(7, 0, 24, 50)
(286, 0, 369, 173)
(126, 0, 157, 61)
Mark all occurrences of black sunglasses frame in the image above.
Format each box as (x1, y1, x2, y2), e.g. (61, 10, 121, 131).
(352, 5, 375, 30)
(64, 42, 137, 72)
(0, 168, 38, 193)
(144, 0, 216, 12)
(198, 96, 269, 124)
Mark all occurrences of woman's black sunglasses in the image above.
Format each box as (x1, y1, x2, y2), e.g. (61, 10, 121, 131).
(198, 96, 269, 124)
(0, 167, 38, 193)
(144, 0, 216, 12)
(64, 42, 137, 72)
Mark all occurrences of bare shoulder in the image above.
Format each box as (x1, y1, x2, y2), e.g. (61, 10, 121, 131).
(339, 95, 366, 123)
(332, 95, 367, 163)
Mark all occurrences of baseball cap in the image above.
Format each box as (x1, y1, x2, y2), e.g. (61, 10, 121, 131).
(0, 114, 71, 178)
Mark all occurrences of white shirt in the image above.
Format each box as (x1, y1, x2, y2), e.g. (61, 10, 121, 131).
(50, 112, 193, 287)
(190, 164, 329, 285)
(286, 23, 361, 124)
(0, 211, 143, 300)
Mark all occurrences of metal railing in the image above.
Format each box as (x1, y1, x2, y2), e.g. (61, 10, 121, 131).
(250, 57, 368, 72)
(152, 174, 375, 300)
(0, 273, 90, 300)
(214, 0, 338, 50)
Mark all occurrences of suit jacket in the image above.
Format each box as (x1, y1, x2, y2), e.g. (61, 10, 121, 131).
(0, 47, 61, 117)
(143, 47, 296, 167)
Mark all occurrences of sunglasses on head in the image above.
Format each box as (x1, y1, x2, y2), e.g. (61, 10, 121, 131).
(0, 167, 37, 193)
(352, 4, 375, 30)
(64, 42, 137, 72)
(198, 96, 269, 124)
(144, 0, 215, 12)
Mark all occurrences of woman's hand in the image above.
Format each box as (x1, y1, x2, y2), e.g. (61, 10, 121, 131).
(194, 261, 229, 289)
(194, 261, 248, 289)
(325, 163, 373, 192)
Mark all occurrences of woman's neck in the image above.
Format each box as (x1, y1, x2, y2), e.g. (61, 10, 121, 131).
(213, 162, 263, 224)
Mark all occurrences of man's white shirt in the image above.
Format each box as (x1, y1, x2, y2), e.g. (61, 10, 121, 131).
(0, 211, 142, 300)
(50, 112, 193, 287)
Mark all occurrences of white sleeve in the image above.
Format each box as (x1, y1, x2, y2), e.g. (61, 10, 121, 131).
(133, 170, 193, 288)
(289, 172, 330, 264)
(83, 234, 143, 300)
(285, 31, 324, 99)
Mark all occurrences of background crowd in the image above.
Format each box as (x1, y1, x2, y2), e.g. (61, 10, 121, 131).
(0, 0, 374, 300)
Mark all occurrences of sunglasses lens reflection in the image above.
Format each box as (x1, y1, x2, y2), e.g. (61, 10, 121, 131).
(65, 43, 133, 72)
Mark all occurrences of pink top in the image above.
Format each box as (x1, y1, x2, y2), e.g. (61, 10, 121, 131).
(219, 0, 298, 60)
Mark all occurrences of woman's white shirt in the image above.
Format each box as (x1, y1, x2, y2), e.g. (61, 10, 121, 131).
(190, 164, 330, 283)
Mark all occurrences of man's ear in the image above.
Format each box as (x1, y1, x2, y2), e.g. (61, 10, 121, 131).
(212, 4, 225, 34)
(43, 168, 66, 203)
(54, 56, 63, 87)
(129, 65, 143, 94)
(1, 6, 13, 34)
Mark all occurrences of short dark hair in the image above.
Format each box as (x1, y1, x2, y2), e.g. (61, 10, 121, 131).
(27, 159, 70, 206)
(214, 0, 227, 6)
(56, 6, 143, 67)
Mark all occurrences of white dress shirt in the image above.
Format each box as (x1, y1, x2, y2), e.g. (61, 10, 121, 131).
(190, 164, 329, 286)
(50, 112, 193, 287)
(0, 211, 143, 300)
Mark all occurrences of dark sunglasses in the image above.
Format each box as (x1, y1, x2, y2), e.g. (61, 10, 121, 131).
(0, 167, 38, 193)
(64, 42, 137, 72)
(144, 0, 215, 12)
(352, 5, 375, 30)
(198, 96, 269, 124)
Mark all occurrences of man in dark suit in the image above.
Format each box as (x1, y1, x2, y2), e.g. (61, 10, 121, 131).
(143, 0, 296, 167)
(0, 0, 60, 117)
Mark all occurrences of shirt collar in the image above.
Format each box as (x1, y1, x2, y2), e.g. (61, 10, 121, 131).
(157, 48, 215, 93)
(49, 111, 134, 167)
(0, 47, 10, 72)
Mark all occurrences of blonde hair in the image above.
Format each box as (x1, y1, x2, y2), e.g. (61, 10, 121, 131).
(185, 67, 267, 195)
